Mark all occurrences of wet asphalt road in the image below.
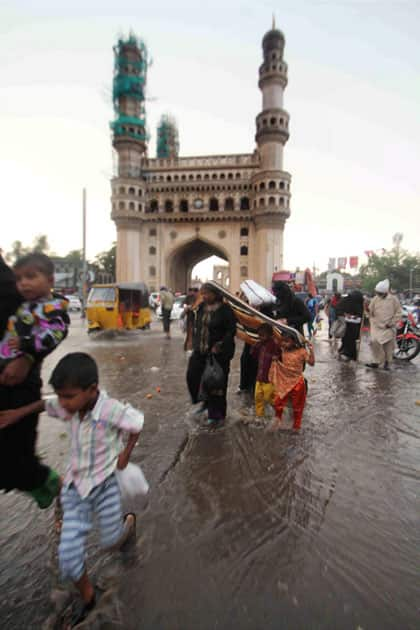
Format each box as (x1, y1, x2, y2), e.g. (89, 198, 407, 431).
(0, 315, 418, 630)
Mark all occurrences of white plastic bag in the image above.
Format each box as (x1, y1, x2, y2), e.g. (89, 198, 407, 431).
(116, 463, 149, 500)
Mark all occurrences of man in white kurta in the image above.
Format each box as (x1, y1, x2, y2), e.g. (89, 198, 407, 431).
(366, 279, 402, 370)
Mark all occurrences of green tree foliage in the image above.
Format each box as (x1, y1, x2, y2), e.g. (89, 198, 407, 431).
(6, 235, 49, 263)
(94, 243, 116, 278)
(33, 234, 49, 253)
(359, 248, 420, 293)
(63, 250, 83, 265)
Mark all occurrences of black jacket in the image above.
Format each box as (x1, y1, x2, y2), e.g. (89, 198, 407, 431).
(0, 255, 21, 340)
(192, 302, 236, 360)
(336, 291, 364, 318)
(270, 281, 311, 334)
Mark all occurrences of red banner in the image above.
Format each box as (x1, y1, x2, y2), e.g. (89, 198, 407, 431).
(349, 256, 359, 268)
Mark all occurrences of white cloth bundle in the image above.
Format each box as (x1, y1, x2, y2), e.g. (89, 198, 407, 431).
(240, 279, 276, 307)
(116, 463, 149, 500)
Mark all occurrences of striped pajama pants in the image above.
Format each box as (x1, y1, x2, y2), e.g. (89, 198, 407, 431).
(59, 474, 124, 581)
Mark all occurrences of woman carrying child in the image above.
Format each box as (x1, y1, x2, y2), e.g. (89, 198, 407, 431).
(0, 252, 69, 508)
(269, 335, 315, 432)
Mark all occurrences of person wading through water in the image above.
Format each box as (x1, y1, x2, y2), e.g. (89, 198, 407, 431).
(270, 281, 311, 335)
(159, 286, 174, 340)
(186, 283, 236, 426)
(365, 279, 401, 370)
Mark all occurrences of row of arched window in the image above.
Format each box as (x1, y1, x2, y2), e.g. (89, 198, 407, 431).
(261, 63, 286, 74)
(115, 180, 289, 197)
(149, 171, 245, 183)
(114, 195, 291, 213)
(148, 184, 251, 194)
(254, 197, 288, 208)
(254, 180, 289, 192)
(144, 197, 250, 214)
(257, 116, 289, 129)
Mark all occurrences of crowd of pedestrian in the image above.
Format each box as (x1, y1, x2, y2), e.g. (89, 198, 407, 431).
(0, 247, 409, 626)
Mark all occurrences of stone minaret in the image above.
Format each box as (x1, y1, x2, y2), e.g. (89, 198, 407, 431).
(251, 21, 291, 286)
(111, 35, 148, 281)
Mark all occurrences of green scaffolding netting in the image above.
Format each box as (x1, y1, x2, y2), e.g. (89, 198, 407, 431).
(111, 33, 149, 141)
(156, 115, 179, 159)
(113, 75, 145, 104)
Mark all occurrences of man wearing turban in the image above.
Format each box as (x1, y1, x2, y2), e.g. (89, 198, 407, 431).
(366, 279, 402, 370)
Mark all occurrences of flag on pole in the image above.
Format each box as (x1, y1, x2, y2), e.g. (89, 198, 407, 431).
(337, 257, 347, 269)
(349, 256, 359, 269)
(328, 257, 336, 271)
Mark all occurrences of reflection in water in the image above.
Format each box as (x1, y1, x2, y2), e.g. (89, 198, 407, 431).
(0, 325, 418, 629)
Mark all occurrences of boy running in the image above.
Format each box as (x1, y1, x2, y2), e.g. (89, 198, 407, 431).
(0, 352, 143, 626)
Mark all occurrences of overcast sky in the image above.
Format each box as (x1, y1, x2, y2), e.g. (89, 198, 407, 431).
(1, 0, 419, 275)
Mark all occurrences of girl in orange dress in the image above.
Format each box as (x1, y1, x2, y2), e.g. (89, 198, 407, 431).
(269, 336, 315, 432)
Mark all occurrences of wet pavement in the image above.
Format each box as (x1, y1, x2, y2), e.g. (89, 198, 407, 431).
(0, 316, 418, 629)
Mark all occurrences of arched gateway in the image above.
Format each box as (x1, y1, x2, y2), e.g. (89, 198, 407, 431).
(111, 25, 292, 292)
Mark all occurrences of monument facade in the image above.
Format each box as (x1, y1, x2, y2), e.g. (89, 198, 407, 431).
(111, 24, 291, 292)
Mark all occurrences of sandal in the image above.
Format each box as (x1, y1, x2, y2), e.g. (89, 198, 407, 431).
(69, 590, 98, 627)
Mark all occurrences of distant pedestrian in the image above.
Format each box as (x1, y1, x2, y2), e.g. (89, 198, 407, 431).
(159, 286, 174, 339)
(182, 287, 199, 351)
(335, 291, 364, 361)
(325, 292, 341, 338)
(306, 293, 318, 338)
(250, 323, 281, 422)
(365, 279, 402, 370)
(0, 353, 143, 626)
(269, 337, 315, 432)
(186, 283, 236, 426)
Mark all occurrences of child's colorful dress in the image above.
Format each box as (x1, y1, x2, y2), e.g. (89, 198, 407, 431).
(0, 294, 69, 367)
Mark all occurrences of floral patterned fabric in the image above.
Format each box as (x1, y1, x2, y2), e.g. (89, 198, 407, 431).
(268, 347, 308, 399)
(0, 294, 69, 364)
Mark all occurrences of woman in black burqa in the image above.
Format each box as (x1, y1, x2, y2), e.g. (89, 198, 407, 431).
(336, 290, 364, 360)
(270, 281, 311, 335)
(186, 283, 236, 426)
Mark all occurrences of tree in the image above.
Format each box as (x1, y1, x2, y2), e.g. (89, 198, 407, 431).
(359, 248, 420, 294)
(63, 249, 83, 265)
(33, 234, 49, 253)
(94, 243, 116, 279)
(6, 235, 49, 263)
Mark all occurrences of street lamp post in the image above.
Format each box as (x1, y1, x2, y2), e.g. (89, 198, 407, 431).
(81, 188, 88, 318)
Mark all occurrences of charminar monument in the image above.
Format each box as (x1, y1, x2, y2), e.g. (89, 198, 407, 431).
(111, 21, 291, 292)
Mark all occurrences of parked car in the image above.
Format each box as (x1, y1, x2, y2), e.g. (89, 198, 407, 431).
(65, 295, 82, 311)
(149, 292, 160, 309)
(156, 295, 186, 320)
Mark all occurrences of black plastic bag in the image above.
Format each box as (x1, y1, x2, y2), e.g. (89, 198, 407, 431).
(200, 354, 225, 397)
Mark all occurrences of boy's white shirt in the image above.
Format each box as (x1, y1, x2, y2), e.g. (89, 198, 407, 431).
(45, 389, 144, 498)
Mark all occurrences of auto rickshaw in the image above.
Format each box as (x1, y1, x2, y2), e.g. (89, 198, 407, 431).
(86, 282, 151, 332)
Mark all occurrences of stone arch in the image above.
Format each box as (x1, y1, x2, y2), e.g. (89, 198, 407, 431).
(166, 236, 230, 292)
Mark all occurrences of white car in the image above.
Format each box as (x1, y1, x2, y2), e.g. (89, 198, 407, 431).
(65, 295, 82, 311)
(156, 295, 186, 320)
(149, 292, 160, 309)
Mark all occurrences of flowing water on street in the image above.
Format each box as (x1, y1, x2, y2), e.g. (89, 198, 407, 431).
(0, 318, 418, 629)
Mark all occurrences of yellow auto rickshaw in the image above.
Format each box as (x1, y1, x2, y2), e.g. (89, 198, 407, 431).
(86, 282, 151, 332)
